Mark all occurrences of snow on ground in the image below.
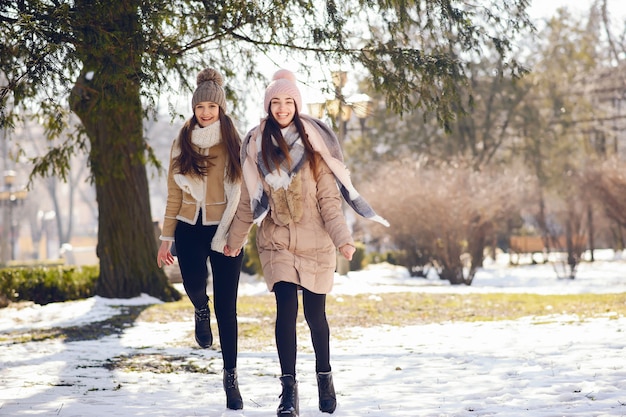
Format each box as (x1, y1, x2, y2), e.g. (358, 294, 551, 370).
(1, 250, 625, 416)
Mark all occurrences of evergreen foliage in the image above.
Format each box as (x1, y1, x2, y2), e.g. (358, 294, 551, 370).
(0, 1, 533, 298)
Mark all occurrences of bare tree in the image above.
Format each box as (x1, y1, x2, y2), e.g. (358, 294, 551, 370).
(365, 160, 528, 285)
(583, 157, 626, 229)
(16, 118, 93, 259)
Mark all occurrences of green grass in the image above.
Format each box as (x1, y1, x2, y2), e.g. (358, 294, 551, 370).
(327, 292, 626, 324)
(137, 291, 626, 350)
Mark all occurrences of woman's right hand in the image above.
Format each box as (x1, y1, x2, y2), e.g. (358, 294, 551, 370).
(157, 241, 175, 267)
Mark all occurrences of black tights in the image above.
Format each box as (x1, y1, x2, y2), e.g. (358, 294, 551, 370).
(273, 281, 331, 376)
(175, 219, 243, 370)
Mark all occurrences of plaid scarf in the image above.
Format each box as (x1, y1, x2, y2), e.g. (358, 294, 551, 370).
(241, 114, 389, 227)
(256, 123, 306, 191)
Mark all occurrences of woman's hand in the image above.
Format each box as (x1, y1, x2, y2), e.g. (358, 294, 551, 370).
(157, 241, 175, 267)
(223, 245, 241, 257)
(339, 243, 356, 261)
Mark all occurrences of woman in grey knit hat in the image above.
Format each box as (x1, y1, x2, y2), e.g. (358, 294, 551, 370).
(156, 68, 245, 410)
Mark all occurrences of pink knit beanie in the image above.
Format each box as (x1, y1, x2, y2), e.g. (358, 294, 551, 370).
(264, 69, 302, 113)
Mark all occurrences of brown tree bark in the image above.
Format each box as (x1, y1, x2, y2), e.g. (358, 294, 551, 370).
(68, 0, 179, 301)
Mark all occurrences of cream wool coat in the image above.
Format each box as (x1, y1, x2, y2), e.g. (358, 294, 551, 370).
(227, 154, 354, 294)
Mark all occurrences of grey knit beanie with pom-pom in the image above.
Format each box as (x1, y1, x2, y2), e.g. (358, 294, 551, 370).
(192, 68, 227, 112)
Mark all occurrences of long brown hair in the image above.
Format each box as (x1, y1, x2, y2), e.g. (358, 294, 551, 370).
(172, 108, 242, 182)
(261, 106, 318, 175)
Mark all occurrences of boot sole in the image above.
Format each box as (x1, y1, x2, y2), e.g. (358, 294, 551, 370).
(195, 336, 212, 348)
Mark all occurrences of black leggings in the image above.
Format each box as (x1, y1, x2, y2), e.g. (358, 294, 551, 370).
(175, 219, 243, 370)
(273, 281, 331, 376)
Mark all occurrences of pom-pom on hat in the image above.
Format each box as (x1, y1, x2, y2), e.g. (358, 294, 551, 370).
(192, 68, 227, 112)
(264, 69, 302, 113)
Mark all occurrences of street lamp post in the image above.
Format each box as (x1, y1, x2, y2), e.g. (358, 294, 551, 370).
(307, 80, 374, 144)
(346, 93, 375, 137)
(307, 71, 373, 275)
(0, 170, 28, 263)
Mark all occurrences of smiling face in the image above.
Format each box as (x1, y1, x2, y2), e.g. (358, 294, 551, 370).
(270, 94, 296, 127)
(194, 101, 220, 127)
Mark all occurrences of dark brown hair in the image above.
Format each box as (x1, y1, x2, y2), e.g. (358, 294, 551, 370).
(172, 108, 242, 182)
(261, 106, 318, 175)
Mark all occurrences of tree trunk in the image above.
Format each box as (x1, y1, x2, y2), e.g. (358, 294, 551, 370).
(440, 265, 472, 285)
(565, 219, 576, 278)
(587, 204, 594, 262)
(469, 222, 488, 269)
(69, 0, 180, 301)
(615, 223, 625, 251)
(93, 149, 178, 300)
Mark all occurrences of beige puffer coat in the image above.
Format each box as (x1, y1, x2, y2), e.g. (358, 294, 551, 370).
(227, 156, 353, 294)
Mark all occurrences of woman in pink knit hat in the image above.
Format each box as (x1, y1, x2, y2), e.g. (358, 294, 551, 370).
(225, 69, 387, 416)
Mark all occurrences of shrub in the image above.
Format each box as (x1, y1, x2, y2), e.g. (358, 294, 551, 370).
(349, 242, 366, 271)
(365, 250, 402, 266)
(241, 225, 262, 276)
(0, 265, 98, 306)
(364, 160, 529, 285)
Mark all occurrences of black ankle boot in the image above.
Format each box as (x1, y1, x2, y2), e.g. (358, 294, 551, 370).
(277, 374, 299, 416)
(316, 371, 336, 413)
(223, 368, 243, 410)
(194, 305, 213, 348)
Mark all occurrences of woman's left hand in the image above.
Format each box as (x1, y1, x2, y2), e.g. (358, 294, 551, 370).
(224, 245, 241, 257)
(339, 244, 356, 261)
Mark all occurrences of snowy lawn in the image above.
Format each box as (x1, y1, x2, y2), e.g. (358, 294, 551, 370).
(1, 251, 625, 416)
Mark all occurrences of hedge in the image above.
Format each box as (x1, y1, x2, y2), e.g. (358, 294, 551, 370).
(0, 265, 98, 306)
